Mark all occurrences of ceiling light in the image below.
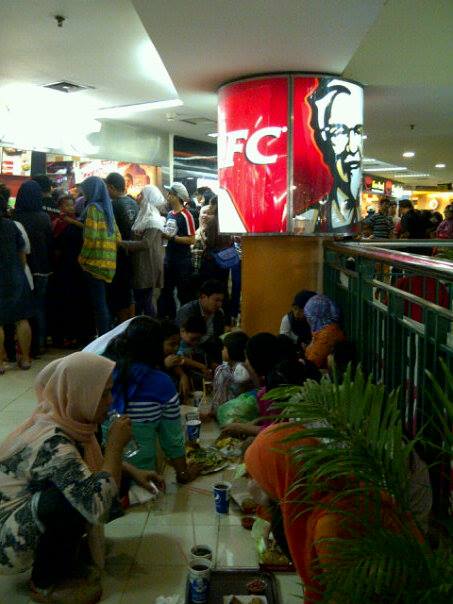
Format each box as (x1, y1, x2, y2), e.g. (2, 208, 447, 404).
(393, 173, 430, 178)
(362, 134, 368, 140)
(435, 163, 446, 168)
(98, 99, 183, 118)
(207, 132, 218, 138)
(364, 167, 407, 172)
(402, 151, 415, 158)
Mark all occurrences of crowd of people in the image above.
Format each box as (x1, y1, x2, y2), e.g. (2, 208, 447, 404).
(0, 174, 240, 373)
(0, 272, 362, 602)
(361, 196, 453, 244)
(0, 176, 441, 603)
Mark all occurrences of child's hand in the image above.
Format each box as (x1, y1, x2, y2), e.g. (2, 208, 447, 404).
(165, 354, 183, 369)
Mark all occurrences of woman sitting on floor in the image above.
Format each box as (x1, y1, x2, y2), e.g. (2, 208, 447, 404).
(0, 352, 161, 604)
(103, 316, 199, 483)
(303, 294, 346, 369)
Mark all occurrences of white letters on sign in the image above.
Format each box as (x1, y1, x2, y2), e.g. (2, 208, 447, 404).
(218, 126, 287, 169)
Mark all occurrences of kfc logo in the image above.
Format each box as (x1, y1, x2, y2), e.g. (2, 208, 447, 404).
(217, 75, 363, 235)
(218, 126, 288, 169)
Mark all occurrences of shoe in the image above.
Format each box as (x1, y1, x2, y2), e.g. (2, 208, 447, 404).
(30, 577, 102, 604)
(18, 359, 32, 370)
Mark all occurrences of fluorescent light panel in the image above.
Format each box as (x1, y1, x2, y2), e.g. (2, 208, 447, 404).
(98, 99, 183, 118)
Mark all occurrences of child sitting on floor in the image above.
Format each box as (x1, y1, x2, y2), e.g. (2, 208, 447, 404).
(212, 330, 252, 409)
(177, 316, 213, 382)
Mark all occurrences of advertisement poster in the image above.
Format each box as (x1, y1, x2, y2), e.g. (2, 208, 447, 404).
(47, 156, 161, 198)
(0, 147, 31, 176)
(293, 77, 363, 233)
(217, 75, 363, 235)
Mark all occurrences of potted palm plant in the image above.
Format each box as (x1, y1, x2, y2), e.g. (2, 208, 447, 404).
(266, 363, 453, 603)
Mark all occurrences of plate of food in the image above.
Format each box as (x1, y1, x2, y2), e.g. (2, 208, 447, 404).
(223, 597, 267, 604)
(186, 444, 229, 475)
(215, 435, 244, 458)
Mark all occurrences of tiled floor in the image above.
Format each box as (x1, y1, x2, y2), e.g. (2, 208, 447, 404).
(0, 351, 304, 603)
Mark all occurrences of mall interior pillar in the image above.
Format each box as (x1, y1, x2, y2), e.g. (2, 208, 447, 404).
(241, 236, 323, 334)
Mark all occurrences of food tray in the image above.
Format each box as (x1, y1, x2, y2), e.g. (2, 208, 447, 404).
(186, 569, 280, 604)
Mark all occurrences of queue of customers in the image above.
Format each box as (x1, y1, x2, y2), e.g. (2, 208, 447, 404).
(362, 196, 453, 243)
(0, 174, 240, 373)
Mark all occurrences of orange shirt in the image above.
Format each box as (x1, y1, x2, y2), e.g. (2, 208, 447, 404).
(305, 323, 345, 369)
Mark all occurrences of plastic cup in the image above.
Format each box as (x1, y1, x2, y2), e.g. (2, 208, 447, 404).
(213, 481, 231, 514)
(185, 410, 200, 423)
(193, 391, 204, 407)
(188, 557, 212, 604)
(190, 544, 213, 562)
(187, 419, 201, 442)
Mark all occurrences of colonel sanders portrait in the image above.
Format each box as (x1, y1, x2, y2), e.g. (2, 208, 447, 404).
(297, 79, 364, 232)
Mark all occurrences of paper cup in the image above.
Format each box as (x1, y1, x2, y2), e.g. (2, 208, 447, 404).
(186, 419, 201, 442)
(190, 544, 213, 562)
(213, 481, 231, 514)
(188, 557, 212, 604)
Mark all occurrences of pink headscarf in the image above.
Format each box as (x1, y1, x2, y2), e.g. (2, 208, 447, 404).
(0, 352, 114, 471)
(0, 352, 115, 568)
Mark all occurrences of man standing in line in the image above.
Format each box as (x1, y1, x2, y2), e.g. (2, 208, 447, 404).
(105, 172, 138, 322)
(363, 198, 394, 239)
(157, 183, 196, 319)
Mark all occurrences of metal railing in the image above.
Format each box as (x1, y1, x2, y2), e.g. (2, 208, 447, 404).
(323, 240, 453, 513)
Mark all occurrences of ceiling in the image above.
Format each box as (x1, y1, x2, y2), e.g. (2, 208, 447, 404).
(1, 0, 453, 187)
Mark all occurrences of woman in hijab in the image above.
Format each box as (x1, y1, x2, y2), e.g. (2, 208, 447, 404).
(0, 352, 162, 603)
(279, 290, 317, 347)
(14, 180, 53, 356)
(78, 176, 121, 336)
(0, 188, 34, 373)
(303, 294, 345, 369)
(119, 185, 165, 317)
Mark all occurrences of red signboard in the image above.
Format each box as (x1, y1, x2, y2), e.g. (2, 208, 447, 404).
(217, 77, 288, 234)
(218, 75, 363, 234)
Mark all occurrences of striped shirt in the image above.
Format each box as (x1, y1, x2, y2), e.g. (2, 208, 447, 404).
(165, 208, 196, 262)
(363, 212, 394, 239)
(111, 363, 181, 423)
(79, 206, 121, 283)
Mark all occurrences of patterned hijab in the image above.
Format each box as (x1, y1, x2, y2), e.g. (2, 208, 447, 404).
(81, 176, 115, 235)
(304, 294, 341, 334)
(14, 181, 43, 212)
(132, 185, 166, 232)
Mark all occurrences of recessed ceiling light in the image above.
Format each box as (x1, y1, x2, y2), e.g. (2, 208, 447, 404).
(435, 163, 446, 168)
(207, 132, 218, 138)
(394, 173, 429, 178)
(402, 151, 415, 158)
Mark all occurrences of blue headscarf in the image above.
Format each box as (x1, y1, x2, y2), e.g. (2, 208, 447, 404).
(81, 176, 115, 235)
(15, 181, 43, 212)
(304, 294, 341, 333)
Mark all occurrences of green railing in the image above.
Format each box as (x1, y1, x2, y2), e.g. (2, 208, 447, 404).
(323, 240, 453, 513)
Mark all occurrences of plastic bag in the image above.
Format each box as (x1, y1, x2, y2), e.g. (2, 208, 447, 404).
(216, 390, 259, 428)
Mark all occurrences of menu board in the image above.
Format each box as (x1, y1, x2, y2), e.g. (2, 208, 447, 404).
(0, 147, 31, 176)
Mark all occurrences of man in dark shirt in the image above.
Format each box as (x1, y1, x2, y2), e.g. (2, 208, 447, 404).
(176, 279, 226, 365)
(105, 172, 138, 321)
(399, 199, 430, 255)
(157, 182, 196, 319)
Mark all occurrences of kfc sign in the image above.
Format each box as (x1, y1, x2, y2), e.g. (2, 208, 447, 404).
(218, 75, 364, 234)
(218, 126, 288, 169)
